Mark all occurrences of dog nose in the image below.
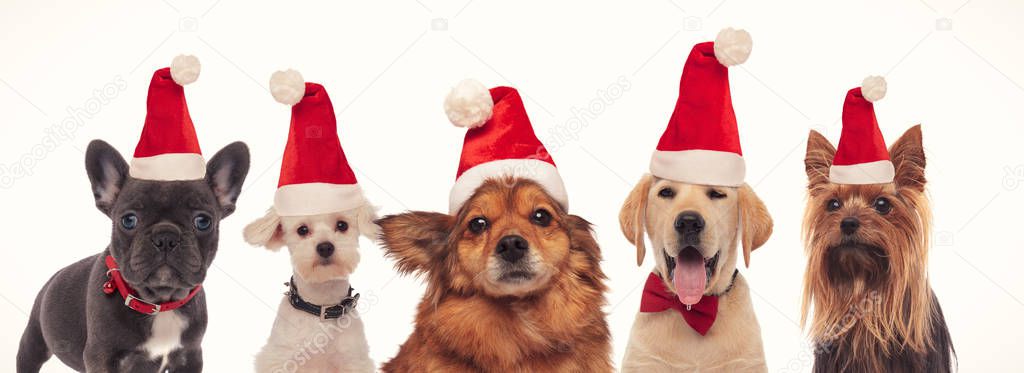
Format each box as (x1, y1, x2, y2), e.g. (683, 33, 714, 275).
(496, 235, 529, 263)
(150, 231, 181, 251)
(674, 212, 705, 235)
(316, 242, 335, 258)
(840, 217, 860, 235)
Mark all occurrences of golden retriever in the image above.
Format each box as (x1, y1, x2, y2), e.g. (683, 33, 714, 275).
(619, 175, 772, 372)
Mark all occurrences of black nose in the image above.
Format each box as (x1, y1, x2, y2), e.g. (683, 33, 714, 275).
(840, 218, 860, 235)
(316, 242, 335, 258)
(150, 231, 181, 251)
(674, 212, 705, 235)
(496, 235, 529, 263)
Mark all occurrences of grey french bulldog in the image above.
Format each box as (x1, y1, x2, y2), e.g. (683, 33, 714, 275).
(16, 139, 250, 372)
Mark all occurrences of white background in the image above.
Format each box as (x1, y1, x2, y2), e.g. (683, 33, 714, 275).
(2, 0, 1023, 371)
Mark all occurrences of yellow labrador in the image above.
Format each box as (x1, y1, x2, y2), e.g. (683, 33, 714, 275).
(619, 174, 772, 372)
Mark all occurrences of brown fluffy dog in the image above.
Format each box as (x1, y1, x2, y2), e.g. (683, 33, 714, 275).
(376, 178, 612, 372)
(802, 125, 954, 372)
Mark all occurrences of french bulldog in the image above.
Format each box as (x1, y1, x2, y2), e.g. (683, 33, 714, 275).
(16, 139, 250, 373)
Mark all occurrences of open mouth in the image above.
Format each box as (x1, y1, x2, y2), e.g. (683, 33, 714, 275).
(665, 246, 719, 305)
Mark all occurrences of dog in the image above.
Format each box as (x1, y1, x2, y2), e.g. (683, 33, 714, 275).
(376, 177, 612, 372)
(802, 125, 955, 372)
(16, 139, 250, 372)
(243, 205, 378, 373)
(618, 174, 773, 372)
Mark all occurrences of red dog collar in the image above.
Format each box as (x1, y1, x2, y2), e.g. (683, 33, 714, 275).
(102, 255, 201, 315)
(639, 270, 737, 336)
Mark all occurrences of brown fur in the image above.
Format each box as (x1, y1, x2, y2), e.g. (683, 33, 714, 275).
(377, 178, 612, 372)
(802, 125, 954, 372)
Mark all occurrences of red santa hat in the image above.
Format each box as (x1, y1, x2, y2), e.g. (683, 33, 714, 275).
(268, 69, 366, 216)
(829, 75, 894, 184)
(443, 79, 567, 213)
(129, 55, 205, 181)
(649, 28, 752, 187)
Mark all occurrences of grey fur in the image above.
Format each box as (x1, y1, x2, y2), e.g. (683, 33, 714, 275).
(17, 139, 249, 373)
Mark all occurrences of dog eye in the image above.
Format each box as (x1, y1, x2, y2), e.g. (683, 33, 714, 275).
(297, 225, 310, 237)
(657, 187, 676, 199)
(193, 214, 212, 231)
(468, 217, 489, 234)
(707, 189, 727, 200)
(120, 213, 138, 230)
(873, 197, 892, 215)
(336, 221, 349, 232)
(531, 209, 552, 227)
(826, 199, 842, 212)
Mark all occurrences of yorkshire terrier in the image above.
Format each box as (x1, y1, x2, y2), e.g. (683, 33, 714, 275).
(802, 125, 954, 372)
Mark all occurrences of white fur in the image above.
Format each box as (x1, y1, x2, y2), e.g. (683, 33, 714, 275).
(170, 55, 200, 85)
(444, 79, 493, 128)
(143, 311, 188, 370)
(270, 69, 305, 106)
(254, 277, 374, 373)
(245, 206, 378, 372)
(861, 75, 887, 102)
(713, 28, 752, 67)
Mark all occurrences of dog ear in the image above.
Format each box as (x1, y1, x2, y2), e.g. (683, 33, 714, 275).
(620, 174, 652, 266)
(376, 211, 453, 275)
(566, 214, 601, 259)
(85, 140, 129, 216)
(355, 204, 381, 242)
(889, 125, 926, 193)
(737, 183, 772, 267)
(805, 130, 836, 190)
(205, 142, 251, 217)
(243, 208, 285, 251)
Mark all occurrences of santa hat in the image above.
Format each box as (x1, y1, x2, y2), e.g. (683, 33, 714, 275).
(129, 55, 205, 181)
(649, 28, 752, 187)
(269, 69, 366, 216)
(443, 79, 567, 213)
(829, 76, 894, 184)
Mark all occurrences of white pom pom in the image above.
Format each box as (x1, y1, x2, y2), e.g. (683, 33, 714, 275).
(269, 69, 305, 106)
(861, 75, 887, 102)
(170, 55, 200, 85)
(444, 79, 493, 128)
(713, 28, 752, 67)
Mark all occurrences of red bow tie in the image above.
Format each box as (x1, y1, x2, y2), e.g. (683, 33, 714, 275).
(639, 272, 718, 336)
(102, 255, 201, 315)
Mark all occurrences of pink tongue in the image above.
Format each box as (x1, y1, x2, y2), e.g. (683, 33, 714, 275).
(673, 255, 706, 305)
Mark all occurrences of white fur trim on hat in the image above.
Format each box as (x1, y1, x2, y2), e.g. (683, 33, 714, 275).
(713, 28, 752, 67)
(449, 159, 567, 213)
(861, 75, 887, 103)
(270, 69, 305, 106)
(444, 79, 493, 128)
(170, 55, 201, 86)
(274, 183, 368, 216)
(129, 153, 206, 181)
(650, 149, 745, 187)
(829, 160, 895, 184)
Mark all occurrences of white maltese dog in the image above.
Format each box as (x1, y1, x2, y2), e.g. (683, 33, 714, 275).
(244, 205, 378, 373)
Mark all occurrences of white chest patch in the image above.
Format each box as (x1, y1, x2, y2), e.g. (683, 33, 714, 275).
(143, 311, 187, 359)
